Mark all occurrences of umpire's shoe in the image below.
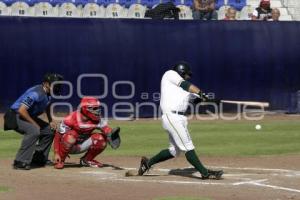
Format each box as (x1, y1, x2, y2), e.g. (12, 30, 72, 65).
(13, 160, 31, 170)
(138, 156, 150, 176)
(202, 169, 224, 180)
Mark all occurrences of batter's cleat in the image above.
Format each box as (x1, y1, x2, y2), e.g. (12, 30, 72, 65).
(80, 158, 103, 168)
(138, 156, 150, 176)
(13, 160, 31, 170)
(201, 169, 224, 180)
(54, 162, 65, 169)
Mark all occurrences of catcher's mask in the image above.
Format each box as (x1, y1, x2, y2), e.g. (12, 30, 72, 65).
(43, 73, 64, 96)
(80, 97, 101, 121)
(173, 61, 192, 80)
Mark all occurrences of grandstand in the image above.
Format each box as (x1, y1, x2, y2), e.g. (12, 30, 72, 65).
(0, 0, 298, 20)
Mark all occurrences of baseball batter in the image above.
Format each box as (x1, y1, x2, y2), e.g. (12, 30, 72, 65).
(138, 61, 223, 179)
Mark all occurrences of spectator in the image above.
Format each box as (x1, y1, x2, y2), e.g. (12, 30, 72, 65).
(271, 8, 280, 21)
(224, 7, 237, 20)
(193, 0, 218, 20)
(252, 0, 272, 21)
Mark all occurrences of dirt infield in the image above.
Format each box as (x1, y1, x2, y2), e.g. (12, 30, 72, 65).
(1, 155, 300, 200)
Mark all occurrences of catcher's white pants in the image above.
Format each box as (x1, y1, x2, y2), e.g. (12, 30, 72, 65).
(162, 113, 195, 157)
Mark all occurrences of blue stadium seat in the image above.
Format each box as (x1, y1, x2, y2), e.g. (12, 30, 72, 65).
(119, 0, 138, 8)
(161, 0, 183, 6)
(228, 0, 246, 11)
(2, 0, 17, 6)
(183, 0, 192, 7)
(72, 0, 90, 5)
(2, 0, 35, 6)
(140, 0, 160, 8)
(98, 0, 115, 6)
(48, 0, 74, 6)
(215, 0, 224, 10)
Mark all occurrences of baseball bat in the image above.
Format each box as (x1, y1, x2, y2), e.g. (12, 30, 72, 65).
(220, 100, 270, 108)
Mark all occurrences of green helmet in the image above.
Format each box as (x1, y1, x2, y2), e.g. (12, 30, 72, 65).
(173, 61, 192, 79)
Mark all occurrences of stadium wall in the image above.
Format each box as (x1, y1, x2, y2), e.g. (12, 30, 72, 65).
(0, 18, 299, 116)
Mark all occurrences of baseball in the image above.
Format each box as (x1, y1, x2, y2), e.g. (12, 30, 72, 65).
(255, 124, 262, 130)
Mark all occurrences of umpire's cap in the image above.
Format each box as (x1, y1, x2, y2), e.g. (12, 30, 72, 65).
(43, 73, 64, 95)
(173, 61, 192, 79)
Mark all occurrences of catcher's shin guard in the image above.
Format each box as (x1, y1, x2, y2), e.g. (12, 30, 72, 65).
(54, 131, 78, 169)
(80, 133, 106, 166)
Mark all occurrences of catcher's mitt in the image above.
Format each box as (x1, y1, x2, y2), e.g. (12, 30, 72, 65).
(107, 127, 121, 149)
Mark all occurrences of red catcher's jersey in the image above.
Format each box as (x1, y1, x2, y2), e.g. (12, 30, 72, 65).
(57, 111, 111, 135)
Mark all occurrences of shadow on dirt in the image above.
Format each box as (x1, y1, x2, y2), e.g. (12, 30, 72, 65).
(168, 168, 201, 180)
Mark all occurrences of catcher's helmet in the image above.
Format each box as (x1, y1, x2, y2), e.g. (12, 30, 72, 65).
(43, 73, 64, 95)
(80, 97, 101, 121)
(173, 61, 192, 79)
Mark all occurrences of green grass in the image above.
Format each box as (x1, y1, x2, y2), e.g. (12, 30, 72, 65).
(1, 119, 300, 158)
(0, 186, 11, 192)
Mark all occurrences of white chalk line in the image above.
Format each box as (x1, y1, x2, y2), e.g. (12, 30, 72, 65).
(82, 171, 300, 193)
(251, 182, 300, 193)
(232, 179, 268, 186)
(98, 176, 227, 186)
(80, 165, 300, 194)
(123, 166, 300, 174)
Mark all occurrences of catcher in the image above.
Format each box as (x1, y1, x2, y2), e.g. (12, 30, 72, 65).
(53, 96, 120, 169)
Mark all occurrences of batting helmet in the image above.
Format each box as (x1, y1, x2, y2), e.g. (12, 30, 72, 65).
(80, 97, 101, 121)
(43, 73, 64, 95)
(173, 61, 192, 79)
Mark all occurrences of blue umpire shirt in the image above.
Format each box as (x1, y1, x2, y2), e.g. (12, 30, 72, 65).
(11, 85, 51, 117)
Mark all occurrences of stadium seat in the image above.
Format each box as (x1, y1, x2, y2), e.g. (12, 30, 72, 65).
(280, 15, 292, 21)
(46, 0, 63, 6)
(3, 0, 35, 6)
(271, 0, 282, 8)
(239, 5, 254, 20)
(161, 0, 183, 6)
(98, 0, 116, 7)
(127, 3, 146, 18)
(72, 0, 88, 6)
(0, 1, 10, 15)
(10, 1, 33, 16)
(228, 0, 246, 11)
(183, 0, 192, 7)
(246, 0, 259, 7)
(177, 4, 192, 19)
(140, 0, 160, 8)
(119, 0, 138, 8)
(58, 2, 81, 17)
(2, 0, 14, 6)
(105, 3, 127, 18)
(215, 0, 224, 10)
(82, 3, 105, 17)
(278, 7, 288, 16)
(34, 2, 58, 17)
(217, 5, 229, 20)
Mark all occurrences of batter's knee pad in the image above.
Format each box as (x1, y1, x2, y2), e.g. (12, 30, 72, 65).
(83, 133, 107, 161)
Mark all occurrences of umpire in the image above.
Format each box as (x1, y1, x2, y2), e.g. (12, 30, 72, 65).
(4, 73, 63, 170)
